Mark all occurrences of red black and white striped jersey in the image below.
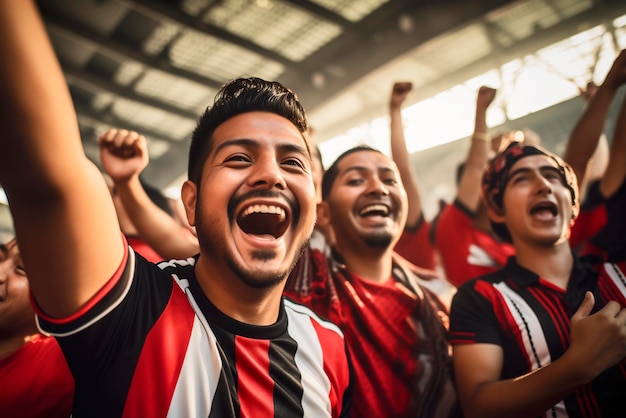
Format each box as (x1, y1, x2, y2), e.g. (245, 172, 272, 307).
(449, 256, 626, 417)
(37, 246, 352, 418)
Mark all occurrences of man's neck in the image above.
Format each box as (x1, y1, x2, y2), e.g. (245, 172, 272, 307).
(336, 246, 394, 284)
(194, 256, 284, 326)
(515, 241, 574, 290)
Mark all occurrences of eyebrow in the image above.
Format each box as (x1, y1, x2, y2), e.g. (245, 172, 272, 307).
(342, 165, 395, 175)
(508, 165, 560, 178)
(213, 138, 309, 158)
(1, 240, 19, 257)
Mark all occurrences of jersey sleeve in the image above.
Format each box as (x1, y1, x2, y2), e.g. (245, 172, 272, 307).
(35, 248, 175, 416)
(448, 279, 503, 347)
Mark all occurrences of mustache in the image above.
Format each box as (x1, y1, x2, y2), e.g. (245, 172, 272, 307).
(228, 189, 300, 228)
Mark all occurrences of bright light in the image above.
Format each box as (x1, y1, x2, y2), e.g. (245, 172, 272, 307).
(318, 27, 621, 161)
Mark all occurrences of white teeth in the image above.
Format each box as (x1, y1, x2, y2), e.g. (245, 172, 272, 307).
(359, 204, 389, 216)
(243, 204, 286, 221)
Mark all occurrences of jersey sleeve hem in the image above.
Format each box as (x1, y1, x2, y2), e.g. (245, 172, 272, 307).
(36, 241, 135, 337)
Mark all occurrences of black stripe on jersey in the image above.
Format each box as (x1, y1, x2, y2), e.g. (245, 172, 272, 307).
(186, 272, 307, 417)
(210, 327, 241, 418)
(269, 335, 304, 417)
(209, 367, 239, 418)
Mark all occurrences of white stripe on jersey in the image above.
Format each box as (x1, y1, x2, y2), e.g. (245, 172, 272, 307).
(492, 282, 567, 418)
(167, 317, 222, 417)
(604, 263, 626, 295)
(166, 261, 225, 417)
(284, 301, 333, 417)
(468, 243, 498, 267)
(285, 299, 343, 336)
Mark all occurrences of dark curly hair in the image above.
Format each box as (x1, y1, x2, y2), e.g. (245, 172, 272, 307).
(187, 77, 309, 185)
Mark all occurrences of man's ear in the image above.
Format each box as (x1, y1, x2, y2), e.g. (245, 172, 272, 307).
(570, 202, 580, 226)
(316, 201, 331, 228)
(315, 201, 336, 246)
(180, 180, 198, 227)
(486, 205, 505, 224)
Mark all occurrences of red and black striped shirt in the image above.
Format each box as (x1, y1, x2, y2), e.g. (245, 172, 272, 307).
(449, 256, 626, 417)
(37, 246, 352, 417)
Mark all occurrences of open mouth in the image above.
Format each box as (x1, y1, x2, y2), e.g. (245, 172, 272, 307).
(530, 201, 558, 218)
(237, 204, 289, 238)
(359, 203, 390, 217)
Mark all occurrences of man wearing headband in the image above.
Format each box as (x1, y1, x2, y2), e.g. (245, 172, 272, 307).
(448, 141, 626, 417)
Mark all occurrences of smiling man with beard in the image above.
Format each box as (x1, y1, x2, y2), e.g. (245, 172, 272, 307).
(0, 1, 352, 417)
(285, 146, 461, 418)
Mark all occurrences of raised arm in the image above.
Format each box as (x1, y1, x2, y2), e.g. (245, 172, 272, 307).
(456, 86, 497, 211)
(600, 72, 626, 199)
(564, 50, 626, 191)
(99, 129, 200, 259)
(454, 292, 626, 418)
(389, 82, 424, 227)
(0, 1, 124, 317)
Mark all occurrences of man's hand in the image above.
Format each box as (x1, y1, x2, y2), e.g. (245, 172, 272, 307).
(390, 82, 413, 110)
(99, 128, 149, 183)
(579, 81, 598, 102)
(476, 86, 496, 111)
(567, 291, 626, 382)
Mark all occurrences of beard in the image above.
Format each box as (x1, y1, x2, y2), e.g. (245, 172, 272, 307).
(194, 194, 310, 290)
(363, 230, 393, 248)
(224, 242, 309, 289)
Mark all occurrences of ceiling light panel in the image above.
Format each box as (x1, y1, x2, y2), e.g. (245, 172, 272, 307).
(169, 30, 285, 81)
(91, 92, 115, 112)
(415, 24, 492, 74)
(615, 13, 626, 29)
(142, 22, 180, 56)
(534, 25, 613, 86)
(202, 0, 342, 61)
(550, 0, 595, 19)
(133, 69, 217, 112)
(181, 0, 212, 17)
(615, 14, 626, 49)
(114, 61, 144, 86)
(144, 138, 171, 159)
(111, 99, 196, 141)
(309, 0, 390, 22)
(486, 0, 593, 42)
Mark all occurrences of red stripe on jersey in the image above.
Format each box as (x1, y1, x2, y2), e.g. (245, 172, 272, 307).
(575, 383, 601, 417)
(448, 331, 476, 344)
(475, 280, 532, 369)
(310, 318, 350, 417)
(235, 337, 274, 418)
(528, 287, 569, 349)
(598, 264, 626, 305)
(122, 286, 196, 418)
